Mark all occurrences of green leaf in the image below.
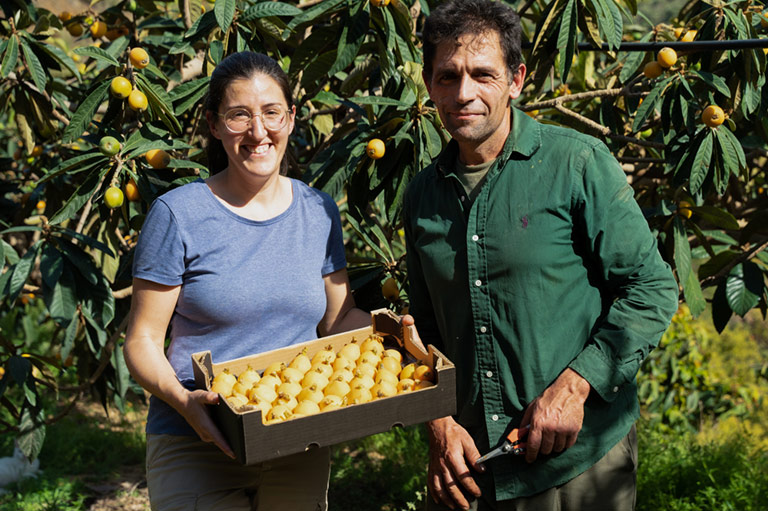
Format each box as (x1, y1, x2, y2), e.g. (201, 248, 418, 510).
(716, 124, 747, 169)
(2, 240, 19, 264)
(329, 5, 369, 77)
(214, 0, 237, 32)
(19, 38, 46, 92)
(557, 0, 578, 82)
(39, 243, 63, 289)
(688, 205, 739, 230)
(55, 227, 114, 256)
(351, 96, 406, 107)
(286, 0, 346, 32)
(17, 407, 45, 461)
(38, 152, 108, 184)
(725, 262, 764, 316)
(73, 45, 120, 66)
(345, 208, 392, 263)
(690, 130, 713, 193)
(619, 32, 651, 83)
(62, 81, 111, 143)
(9, 240, 42, 302)
(30, 40, 79, 79)
(692, 70, 731, 98)
(632, 78, 669, 132)
(241, 2, 302, 21)
(44, 266, 78, 325)
(711, 281, 731, 333)
(171, 78, 209, 114)
(0, 34, 19, 78)
(81, 272, 115, 327)
(48, 169, 106, 225)
(94, 218, 121, 283)
(61, 308, 79, 361)
(135, 73, 182, 134)
(673, 217, 705, 317)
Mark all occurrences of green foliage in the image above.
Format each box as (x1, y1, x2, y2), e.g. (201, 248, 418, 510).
(330, 425, 429, 511)
(1, 0, 767, 458)
(638, 305, 767, 430)
(637, 421, 768, 511)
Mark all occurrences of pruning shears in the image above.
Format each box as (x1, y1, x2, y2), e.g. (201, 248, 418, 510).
(476, 425, 530, 464)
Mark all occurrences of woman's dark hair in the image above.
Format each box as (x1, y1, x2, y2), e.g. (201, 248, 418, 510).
(422, 0, 522, 81)
(205, 52, 294, 175)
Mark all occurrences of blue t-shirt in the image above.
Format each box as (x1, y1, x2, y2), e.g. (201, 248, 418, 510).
(133, 178, 346, 435)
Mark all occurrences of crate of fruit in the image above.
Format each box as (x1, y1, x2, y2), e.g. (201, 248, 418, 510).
(191, 308, 456, 465)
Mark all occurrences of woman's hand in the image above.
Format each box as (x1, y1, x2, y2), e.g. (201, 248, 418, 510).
(178, 389, 235, 458)
(124, 278, 234, 458)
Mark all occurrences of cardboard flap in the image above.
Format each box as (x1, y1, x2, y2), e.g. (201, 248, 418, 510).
(370, 308, 429, 361)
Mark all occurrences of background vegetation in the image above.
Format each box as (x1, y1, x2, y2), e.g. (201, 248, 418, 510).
(1, 0, 767, 507)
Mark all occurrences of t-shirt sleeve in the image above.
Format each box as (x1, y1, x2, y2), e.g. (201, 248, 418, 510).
(132, 199, 185, 286)
(320, 194, 347, 276)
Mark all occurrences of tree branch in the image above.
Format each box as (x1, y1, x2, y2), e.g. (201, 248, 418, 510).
(700, 238, 768, 289)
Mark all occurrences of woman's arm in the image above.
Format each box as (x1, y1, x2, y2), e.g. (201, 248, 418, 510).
(123, 277, 234, 458)
(318, 268, 371, 336)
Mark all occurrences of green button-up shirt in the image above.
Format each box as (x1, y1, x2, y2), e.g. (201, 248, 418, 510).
(404, 108, 679, 500)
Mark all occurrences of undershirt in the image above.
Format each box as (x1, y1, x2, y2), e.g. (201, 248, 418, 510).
(453, 157, 497, 203)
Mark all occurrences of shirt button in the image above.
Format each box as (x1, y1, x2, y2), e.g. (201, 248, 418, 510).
(460, 195, 466, 202)
(475, 280, 482, 287)
(491, 414, 499, 421)
(480, 326, 487, 333)
(486, 370, 493, 378)
(472, 234, 479, 242)
(613, 386, 619, 393)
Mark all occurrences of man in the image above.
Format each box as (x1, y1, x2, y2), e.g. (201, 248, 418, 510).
(402, 0, 679, 509)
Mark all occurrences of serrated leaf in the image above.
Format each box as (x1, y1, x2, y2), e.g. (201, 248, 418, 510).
(711, 281, 732, 333)
(61, 308, 79, 361)
(690, 130, 713, 193)
(44, 266, 78, 324)
(632, 78, 669, 132)
(717, 124, 747, 169)
(673, 217, 705, 317)
(38, 152, 107, 184)
(9, 240, 42, 302)
(241, 1, 302, 21)
(17, 408, 45, 460)
(1, 34, 19, 78)
(39, 243, 63, 289)
(62, 81, 110, 143)
(73, 45, 119, 66)
(214, 0, 236, 32)
(689, 205, 739, 230)
(168, 76, 209, 103)
(619, 33, 651, 83)
(329, 6, 369, 77)
(556, 0, 578, 82)
(725, 262, 763, 316)
(692, 70, 731, 97)
(48, 168, 106, 225)
(30, 39, 79, 78)
(19, 38, 46, 92)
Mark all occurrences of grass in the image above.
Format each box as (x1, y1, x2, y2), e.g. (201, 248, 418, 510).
(0, 401, 146, 511)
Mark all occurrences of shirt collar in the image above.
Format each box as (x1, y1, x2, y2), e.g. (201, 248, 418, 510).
(435, 107, 542, 178)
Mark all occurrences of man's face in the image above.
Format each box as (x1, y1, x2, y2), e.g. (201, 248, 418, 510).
(424, 30, 525, 155)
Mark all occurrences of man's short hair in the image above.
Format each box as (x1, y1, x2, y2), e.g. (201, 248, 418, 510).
(422, 0, 523, 80)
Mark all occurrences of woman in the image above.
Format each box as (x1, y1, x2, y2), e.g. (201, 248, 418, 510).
(124, 51, 371, 510)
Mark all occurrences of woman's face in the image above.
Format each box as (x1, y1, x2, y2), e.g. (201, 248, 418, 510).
(207, 73, 295, 182)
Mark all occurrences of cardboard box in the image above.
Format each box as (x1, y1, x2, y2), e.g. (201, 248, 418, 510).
(192, 309, 456, 465)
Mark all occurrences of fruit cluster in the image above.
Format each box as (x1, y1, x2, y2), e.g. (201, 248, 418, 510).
(209, 334, 437, 424)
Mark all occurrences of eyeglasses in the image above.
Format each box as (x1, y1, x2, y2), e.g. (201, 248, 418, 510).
(218, 106, 289, 133)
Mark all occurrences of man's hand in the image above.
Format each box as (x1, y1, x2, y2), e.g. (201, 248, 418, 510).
(425, 416, 485, 510)
(520, 368, 591, 463)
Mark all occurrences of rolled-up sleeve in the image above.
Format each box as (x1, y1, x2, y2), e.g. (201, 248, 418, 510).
(568, 143, 679, 402)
